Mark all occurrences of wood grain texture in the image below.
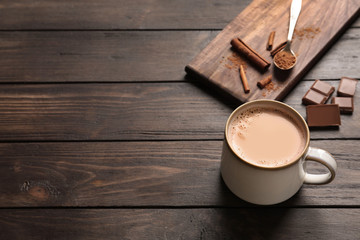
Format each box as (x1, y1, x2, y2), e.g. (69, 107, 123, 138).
(186, 0, 360, 102)
(0, 140, 358, 207)
(0, 208, 359, 239)
(0, 0, 252, 30)
(0, 29, 359, 83)
(0, 0, 358, 30)
(0, 0, 358, 238)
(0, 81, 358, 141)
(0, 31, 218, 82)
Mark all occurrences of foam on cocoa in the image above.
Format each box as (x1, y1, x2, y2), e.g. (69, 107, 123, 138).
(228, 107, 306, 167)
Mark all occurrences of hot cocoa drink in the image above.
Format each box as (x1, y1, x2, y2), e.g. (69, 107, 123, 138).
(228, 107, 306, 167)
(221, 100, 337, 205)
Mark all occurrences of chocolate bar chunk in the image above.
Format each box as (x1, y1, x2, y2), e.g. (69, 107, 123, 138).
(337, 77, 357, 97)
(302, 89, 327, 105)
(311, 79, 335, 96)
(306, 104, 341, 127)
(302, 80, 334, 105)
(331, 97, 354, 114)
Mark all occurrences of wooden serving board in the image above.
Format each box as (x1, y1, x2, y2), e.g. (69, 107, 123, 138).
(185, 0, 360, 103)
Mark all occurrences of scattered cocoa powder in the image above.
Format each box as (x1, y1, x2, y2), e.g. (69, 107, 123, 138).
(265, 81, 276, 91)
(294, 26, 321, 40)
(223, 52, 247, 70)
(262, 81, 280, 97)
(225, 64, 232, 69)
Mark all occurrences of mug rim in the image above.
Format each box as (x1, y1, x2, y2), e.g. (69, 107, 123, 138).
(225, 99, 310, 170)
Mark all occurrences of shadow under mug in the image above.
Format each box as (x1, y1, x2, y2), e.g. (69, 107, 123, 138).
(220, 100, 337, 205)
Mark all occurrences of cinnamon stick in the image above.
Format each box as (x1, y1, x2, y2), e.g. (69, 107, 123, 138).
(267, 31, 275, 51)
(270, 41, 287, 57)
(239, 65, 250, 93)
(231, 38, 270, 71)
(257, 75, 272, 89)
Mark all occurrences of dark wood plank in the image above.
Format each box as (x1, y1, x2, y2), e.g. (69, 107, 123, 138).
(0, 0, 358, 30)
(0, 81, 358, 141)
(0, 140, 358, 207)
(0, 208, 359, 239)
(185, 0, 360, 103)
(0, 83, 230, 141)
(0, 29, 359, 83)
(0, 31, 218, 82)
(0, 0, 252, 30)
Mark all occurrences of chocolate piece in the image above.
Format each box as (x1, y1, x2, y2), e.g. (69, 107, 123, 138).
(331, 97, 354, 114)
(302, 89, 327, 105)
(302, 80, 334, 105)
(337, 77, 357, 97)
(311, 79, 335, 96)
(306, 104, 341, 127)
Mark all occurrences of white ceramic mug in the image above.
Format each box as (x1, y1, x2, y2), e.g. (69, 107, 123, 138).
(220, 100, 337, 205)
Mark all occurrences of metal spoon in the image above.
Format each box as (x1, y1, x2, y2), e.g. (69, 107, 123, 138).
(274, 0, 302, 70)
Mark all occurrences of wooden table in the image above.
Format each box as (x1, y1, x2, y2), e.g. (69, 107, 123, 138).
(0, 1, 359, 239)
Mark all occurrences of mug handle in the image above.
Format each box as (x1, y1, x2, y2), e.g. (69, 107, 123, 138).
(303, 147, 337, 184)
